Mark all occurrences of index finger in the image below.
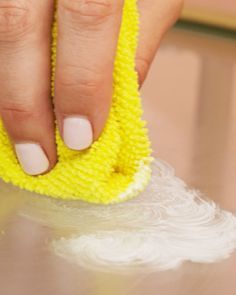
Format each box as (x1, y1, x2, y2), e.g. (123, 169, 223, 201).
(54, 0, 124, 150)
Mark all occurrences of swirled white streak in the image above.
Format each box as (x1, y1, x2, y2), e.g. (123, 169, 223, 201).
(51, 159, 236, 273)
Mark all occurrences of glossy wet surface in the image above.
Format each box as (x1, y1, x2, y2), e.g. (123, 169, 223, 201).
(0, 27, 236, 294)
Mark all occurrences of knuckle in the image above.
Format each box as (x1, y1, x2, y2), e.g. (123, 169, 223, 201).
(0, 100, 36, 122)
(136, 56, 150, 86)
(0, 1, 34, 41)
(56, 65, 103, 98)
(59, 0, 121, 26)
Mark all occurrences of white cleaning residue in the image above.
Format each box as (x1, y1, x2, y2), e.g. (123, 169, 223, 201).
(49, 159, 236, 273)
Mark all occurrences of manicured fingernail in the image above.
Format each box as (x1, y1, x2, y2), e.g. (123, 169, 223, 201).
(15, 143, 49, 176)
(63, 116, 93, 150)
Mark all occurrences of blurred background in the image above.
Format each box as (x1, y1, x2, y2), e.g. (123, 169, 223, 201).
(142, 0, 236, 213)
(0, 1, 236, 294)
(183, 0, 236, 30)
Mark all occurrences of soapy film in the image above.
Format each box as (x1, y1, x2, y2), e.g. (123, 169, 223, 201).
(20, 158, 236, 273)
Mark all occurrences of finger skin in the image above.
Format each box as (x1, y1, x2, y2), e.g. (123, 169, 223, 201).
(136, 0, 183, 86)
(0, 0, 56, 174)
(54, 0, 124, 149)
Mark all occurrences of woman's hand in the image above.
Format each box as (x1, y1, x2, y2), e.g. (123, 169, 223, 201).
(0, 0, 183, 175)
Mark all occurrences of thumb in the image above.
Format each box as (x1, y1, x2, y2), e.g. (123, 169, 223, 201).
(136, 0, 183, 86)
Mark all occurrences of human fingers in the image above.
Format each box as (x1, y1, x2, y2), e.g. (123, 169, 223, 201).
(54, 0, 124, 150)
(0, 0, 56, 175)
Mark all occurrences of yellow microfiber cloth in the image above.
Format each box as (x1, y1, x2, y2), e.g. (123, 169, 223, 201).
(0, 0, 152, 204)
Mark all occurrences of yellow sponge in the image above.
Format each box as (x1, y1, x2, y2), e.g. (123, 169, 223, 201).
(0, 0, 152, 204)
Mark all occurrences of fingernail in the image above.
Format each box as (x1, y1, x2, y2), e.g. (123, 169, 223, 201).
(15, 143, 49, 176)
(63, 116, 93, 150)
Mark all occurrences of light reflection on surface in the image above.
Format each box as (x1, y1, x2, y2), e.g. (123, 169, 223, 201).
(0, 159, 235, 274)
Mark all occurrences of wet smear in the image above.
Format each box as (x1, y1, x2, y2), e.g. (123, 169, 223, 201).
(20, 159, 236, 273)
